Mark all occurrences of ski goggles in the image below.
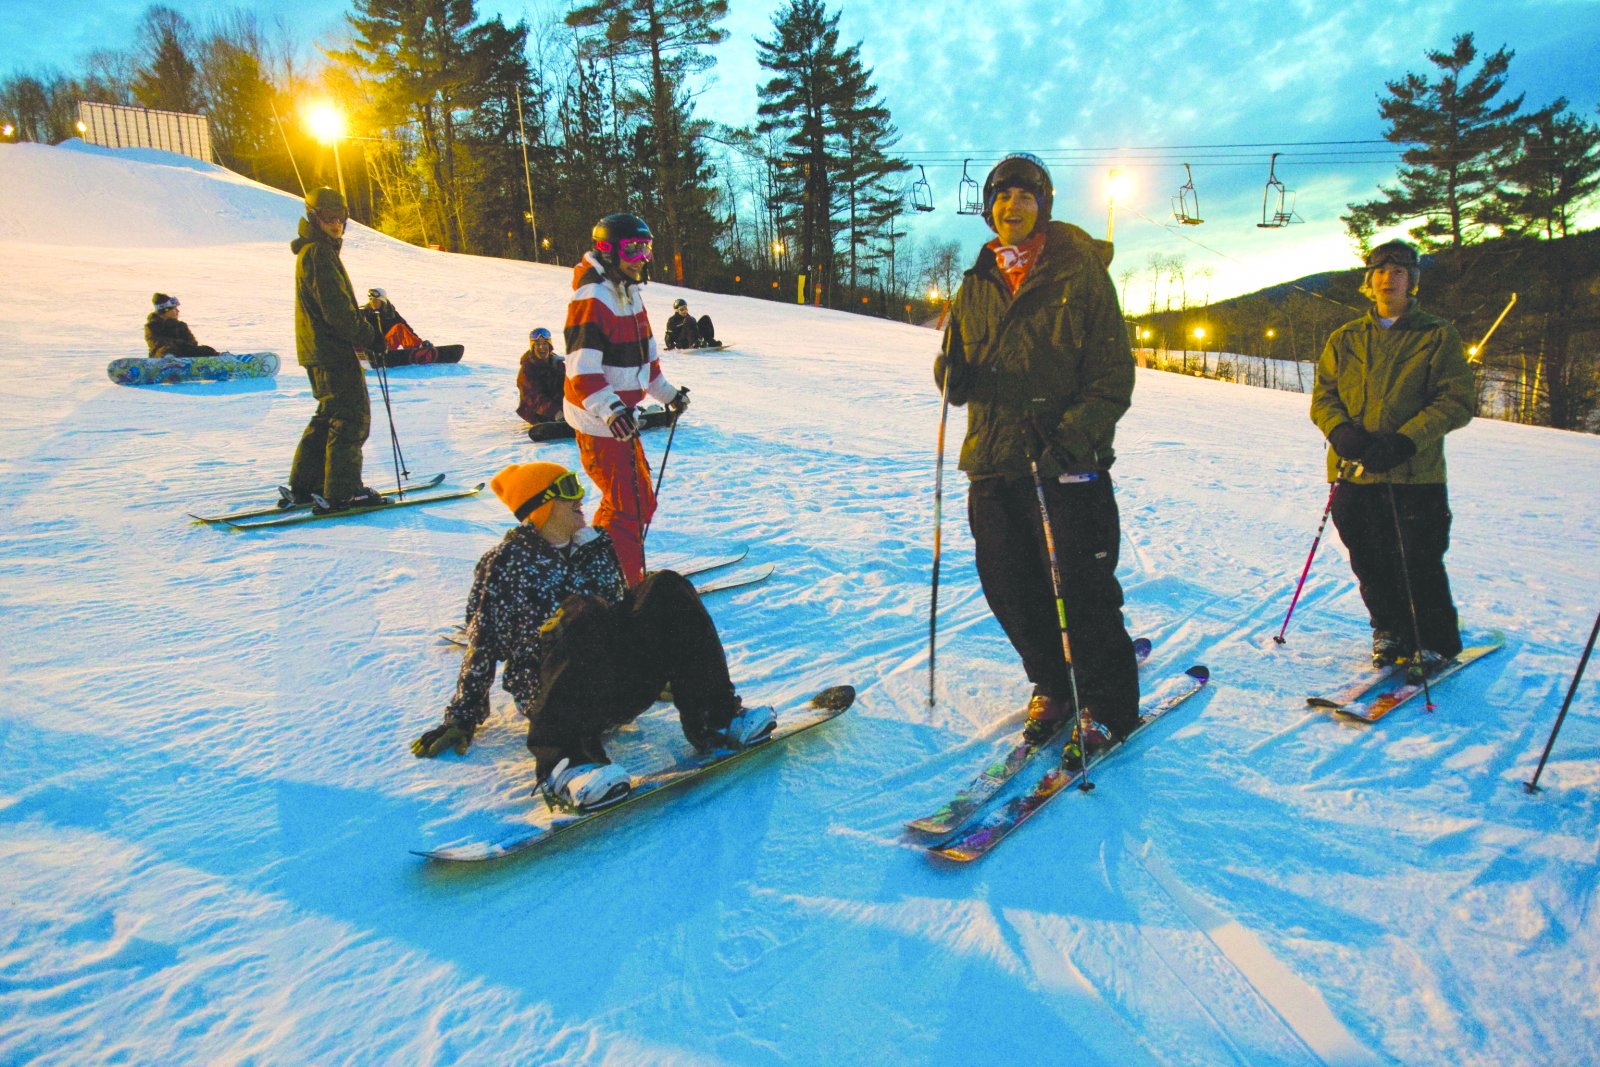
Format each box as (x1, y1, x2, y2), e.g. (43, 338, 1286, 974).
(529, 327, 552, 341)
(314, 207, 349, 225)
(596, 237, 653, 263)
(1365, 246, 1418, 270)
(516, 471, 585, 519)
(154, 296, 180, 311)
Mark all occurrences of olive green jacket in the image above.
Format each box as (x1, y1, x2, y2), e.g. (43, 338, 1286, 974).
(933, 220, 1134, 480)
(1310, 302, 1474, 484)
(291, 217, 382, 368)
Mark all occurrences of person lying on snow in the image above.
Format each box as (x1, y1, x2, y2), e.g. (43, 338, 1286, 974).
(145, 293, 219, 359)
(411, 461, 776, 810)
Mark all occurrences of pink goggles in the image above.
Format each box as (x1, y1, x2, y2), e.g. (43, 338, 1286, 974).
(598, 237, 653, 263)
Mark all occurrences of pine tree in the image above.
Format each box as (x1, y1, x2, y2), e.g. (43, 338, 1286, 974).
(196, 13, 282, 180)
(1344, 33, 1523, 251)
(565, 0, 729, 282)
(1491, 99, 1600, 239)
(132, 6, 201, 114)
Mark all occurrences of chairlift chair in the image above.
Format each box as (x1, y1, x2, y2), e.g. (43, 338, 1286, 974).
(1171, 162, 1203, 225)
(1257, 153, 1302, 228)
(912, 165, 935, 212)
(957, 160, 982, 215)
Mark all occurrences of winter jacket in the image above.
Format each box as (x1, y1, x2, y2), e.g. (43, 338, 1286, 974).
(517, 348, 566, 423)
(664, 310, 697, 349)
(561, 251, 679, 437)
(933, 220, 1135, 480)
(291, 217, 382, 369)
(144, 313, 215, 358)
(444, 523, 628, 729)
(1310, 302, 1474, 484)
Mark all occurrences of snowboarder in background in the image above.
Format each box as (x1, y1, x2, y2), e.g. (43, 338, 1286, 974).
(664, 297, 718, 349)
(144, 293, 218, 358)
(411, 461, 775, 810)
(1311, 239, 1474, 672)
(517, 326, 566, 427)
(562, 212, 689, 586)
(932, 152, 1141, 764)
(363, 287, 432, 356)
(284, 186, 386, 512)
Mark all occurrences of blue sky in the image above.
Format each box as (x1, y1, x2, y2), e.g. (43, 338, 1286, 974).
(5, 0, 1599, 307)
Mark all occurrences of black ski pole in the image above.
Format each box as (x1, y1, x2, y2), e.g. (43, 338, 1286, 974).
(1025, 420, 1091, 791)
(1275, 462, 1349, 644)
(370, 350, 411, 497)
(626, 427, 647, 578)
(1385, 481, 1433, 710)
(929, 373, 951, 707)
(1526, 609, 1600, 794)
(642, 401, 682, 547)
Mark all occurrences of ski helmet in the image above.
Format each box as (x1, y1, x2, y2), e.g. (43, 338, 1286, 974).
(592, 212, 653, 272)
(367, 287, 387, 302)
(982, 153, 1053, 232)
(306, 186, 348, 222)
(672, 298, 688, 310)
(1362, 239, 1421, 296)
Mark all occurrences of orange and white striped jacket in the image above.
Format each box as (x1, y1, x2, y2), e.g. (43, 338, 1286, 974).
(561, 251, 679, 437)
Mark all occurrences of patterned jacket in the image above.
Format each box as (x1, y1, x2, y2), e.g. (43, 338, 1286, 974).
(561, 251, 679, 436)
(444, 523, 628, 728)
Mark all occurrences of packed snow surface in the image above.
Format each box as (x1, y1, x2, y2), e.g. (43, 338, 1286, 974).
(1, 141, 1597, 1066)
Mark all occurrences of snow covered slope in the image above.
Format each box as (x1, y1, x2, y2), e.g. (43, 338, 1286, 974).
(1, 140, 1597, 1066)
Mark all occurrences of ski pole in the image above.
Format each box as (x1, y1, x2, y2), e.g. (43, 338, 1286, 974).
(1275, 463, 1348, 644)
(370, 350, 411, 497)
(641, 403, 681, 547)
(1385, 481, 1434, 711)
(1526, 608, 1600, 794)
(1025, 420, 1091, 792)
(928, 373, 950, 707)
(626, 429, 647, 579)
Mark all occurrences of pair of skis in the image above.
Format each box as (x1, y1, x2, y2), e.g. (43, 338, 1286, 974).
(190, 473, 481, 528)
(908, 659, 1212, 862)
(1305, 631, 1505, 722)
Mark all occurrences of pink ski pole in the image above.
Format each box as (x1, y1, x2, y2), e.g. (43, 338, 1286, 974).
(1274, 469, 1345, 645)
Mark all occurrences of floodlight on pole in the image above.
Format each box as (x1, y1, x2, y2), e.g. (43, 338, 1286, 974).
(306, 102, 348, 201)
(1106, 168, 1134, 242)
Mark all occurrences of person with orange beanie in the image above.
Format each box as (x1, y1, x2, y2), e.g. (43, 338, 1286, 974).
(410, 461, 773, 811)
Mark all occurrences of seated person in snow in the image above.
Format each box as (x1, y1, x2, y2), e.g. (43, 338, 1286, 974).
(362, 287, 430, 352)
(516, 326, 566, 426)
(145, 293, 218, 359)
(663, 298, 718, 349)
(411, 462, 776, 810)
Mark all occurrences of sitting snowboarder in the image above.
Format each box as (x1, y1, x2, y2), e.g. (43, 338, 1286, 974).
(663, 298, 719, 349)
(411, 462, 776, 810)
(363, 288, 434, 357)
(145, 293, 219, 359)
(517, 326, 566, 429)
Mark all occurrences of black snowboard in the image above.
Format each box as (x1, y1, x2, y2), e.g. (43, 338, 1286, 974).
(526, 408, 673, 442)
(368, 344, 464, 368)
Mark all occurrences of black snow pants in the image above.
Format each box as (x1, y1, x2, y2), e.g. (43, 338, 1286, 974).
(1331, 481, 1462, 658)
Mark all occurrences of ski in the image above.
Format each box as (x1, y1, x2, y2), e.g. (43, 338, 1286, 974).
(219, 483, 485, 528)
(648, 547, 747, 579)
(190, 473, 447, 523)
(413, 685, 855, 862)
(1329, 633, 1505, 723)
(930, 665, 1211, 863)
(438, 563, 775, 648)
(906, 637, 1152, 836)
(1304, 662, 1410, 711)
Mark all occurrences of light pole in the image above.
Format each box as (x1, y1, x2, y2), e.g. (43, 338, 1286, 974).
(306, 102, 347, 201)
(1106, 168, 1134, 242)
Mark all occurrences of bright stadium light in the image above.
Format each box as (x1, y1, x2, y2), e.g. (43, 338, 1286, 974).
(305, 102, 348, 199)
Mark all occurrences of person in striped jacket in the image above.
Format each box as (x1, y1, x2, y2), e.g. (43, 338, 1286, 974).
(562, 212, 689, 586)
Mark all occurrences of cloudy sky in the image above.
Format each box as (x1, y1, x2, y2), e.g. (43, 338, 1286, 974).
(5, 0, 1599, 307)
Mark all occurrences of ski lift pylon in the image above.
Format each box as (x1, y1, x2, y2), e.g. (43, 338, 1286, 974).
(912, 165, 935, 212)
(1171, 163, 1203, 225)
(957, 159, 982, 215)
(1258, 152, 1302, 229)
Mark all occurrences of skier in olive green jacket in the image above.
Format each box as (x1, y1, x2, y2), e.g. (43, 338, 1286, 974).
(1311, 239, 1475, 669)
(933, 153, 1140, 763)
(285, 187, 386, 512)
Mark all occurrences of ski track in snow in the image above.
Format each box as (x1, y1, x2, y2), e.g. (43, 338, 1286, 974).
(2, 140, 1599, 1065)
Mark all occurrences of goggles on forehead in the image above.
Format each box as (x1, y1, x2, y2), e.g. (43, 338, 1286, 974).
(1365, 247, 1417, 270)
(515, 471, 584, 520)
(596, 236, 653, 263)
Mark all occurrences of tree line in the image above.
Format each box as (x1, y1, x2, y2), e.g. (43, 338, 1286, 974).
(0, 0, 942, 320)
(1128, 34, 1600, 432)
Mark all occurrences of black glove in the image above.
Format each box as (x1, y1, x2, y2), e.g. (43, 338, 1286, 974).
(1360, 432, 1416, 473)
(412, 720, 474, 758)
(605, 401, 638, 440)
(1327, 423, 1372, 461)
(668, 386, 690, 414)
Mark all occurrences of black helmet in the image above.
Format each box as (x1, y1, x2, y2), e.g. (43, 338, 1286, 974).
(306, 186, 348, 222)
(593, 213, 651, 255)
(1364, 240, 1419, 271)
(982, 153, 1053, 232)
